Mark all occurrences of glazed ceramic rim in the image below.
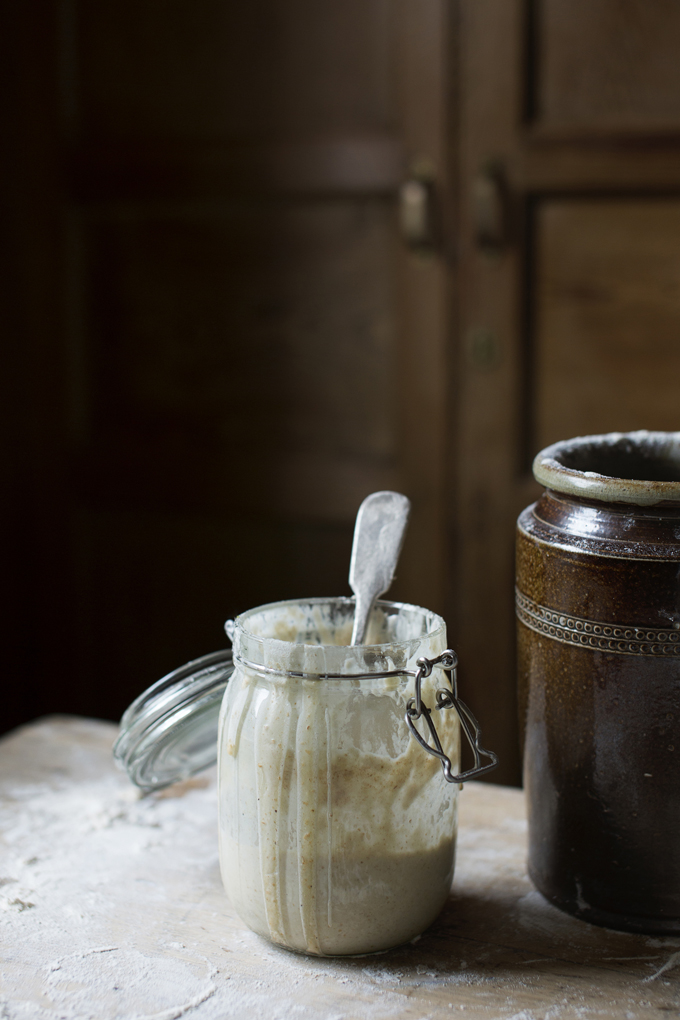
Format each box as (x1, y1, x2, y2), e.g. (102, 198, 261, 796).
(533, 431, 680, 506)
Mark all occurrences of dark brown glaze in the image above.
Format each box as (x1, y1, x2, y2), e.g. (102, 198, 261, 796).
(517, 489, 680, 934)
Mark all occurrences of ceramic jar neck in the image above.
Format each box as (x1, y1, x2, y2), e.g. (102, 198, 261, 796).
(532, 488, 680, 560)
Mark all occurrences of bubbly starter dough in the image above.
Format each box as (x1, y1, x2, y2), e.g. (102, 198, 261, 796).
(217, 603, 460, 957)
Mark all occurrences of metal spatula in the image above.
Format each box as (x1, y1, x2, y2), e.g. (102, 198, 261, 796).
(349, 490, 411, 645)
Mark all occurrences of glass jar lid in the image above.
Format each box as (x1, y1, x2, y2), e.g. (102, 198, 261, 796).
(113, 649, 234, 792)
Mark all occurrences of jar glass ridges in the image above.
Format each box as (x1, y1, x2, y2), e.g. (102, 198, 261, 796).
(218, 596, 460, 957)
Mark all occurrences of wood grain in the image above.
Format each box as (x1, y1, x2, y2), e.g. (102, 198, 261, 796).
(533, 0, 680, 134)
(2, 717, 678, 1019)
(455, 0, 534, 786)
(391, 0, 452, 617)
(453, 0, 680, 786)
(4, 0, 449, 734)
(535, 198, 680, 450)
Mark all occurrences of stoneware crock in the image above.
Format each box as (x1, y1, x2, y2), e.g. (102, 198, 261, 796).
(517, 430, 680, 935)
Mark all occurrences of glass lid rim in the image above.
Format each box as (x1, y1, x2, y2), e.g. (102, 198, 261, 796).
(120, 649, 233, 724)
(114, 649, 233, 779)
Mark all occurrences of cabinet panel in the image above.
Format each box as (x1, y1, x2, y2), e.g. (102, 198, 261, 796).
(63, 196, 400, 720)
(457, 0, 680, 786)
(534, 198, 680, 450)
(4, 0, 450, 740)
(64, 507, 353, 721)
(73, 0, 393, 141)
(532, 0, 680, 132)
(75, 199, 397, 520)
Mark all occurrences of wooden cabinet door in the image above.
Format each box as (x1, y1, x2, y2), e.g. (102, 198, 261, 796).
(455, 0, 680, 783)
(2, 2, 452, 733)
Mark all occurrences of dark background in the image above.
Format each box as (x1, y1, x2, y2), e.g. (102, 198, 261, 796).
(1, 0, 444, 749)
(4, 0, 680, 787)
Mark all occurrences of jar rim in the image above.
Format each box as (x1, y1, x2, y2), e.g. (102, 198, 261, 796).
(232, 595, 445, 649)
(114, 598, 447, 792)
(533, 431, 680, 507)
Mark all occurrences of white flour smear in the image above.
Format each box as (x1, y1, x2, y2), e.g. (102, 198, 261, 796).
(0, 718, 460, 1020)
(1, 717, 678, 1020)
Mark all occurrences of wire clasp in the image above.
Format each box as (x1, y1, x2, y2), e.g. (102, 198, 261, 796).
(405, 650, 499, 783)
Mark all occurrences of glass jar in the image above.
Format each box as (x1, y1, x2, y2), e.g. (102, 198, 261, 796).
(115, 596, 497, 956)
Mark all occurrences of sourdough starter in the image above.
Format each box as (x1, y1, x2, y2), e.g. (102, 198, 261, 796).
(217, 599, 460, 956)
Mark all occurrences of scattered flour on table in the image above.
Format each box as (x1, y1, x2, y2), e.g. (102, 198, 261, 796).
(2, 717, 677, 1020)
(0, 718, 476, 1020)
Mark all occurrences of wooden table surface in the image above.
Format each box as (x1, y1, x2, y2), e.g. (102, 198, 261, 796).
(1, 717, 679, 1019)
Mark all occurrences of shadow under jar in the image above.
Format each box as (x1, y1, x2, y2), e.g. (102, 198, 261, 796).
(218, 597, 461, 956)
(517, 431, 680, 935)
